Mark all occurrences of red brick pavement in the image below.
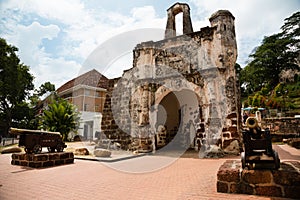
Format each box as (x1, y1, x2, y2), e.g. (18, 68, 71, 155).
(0, 145, 297, 200)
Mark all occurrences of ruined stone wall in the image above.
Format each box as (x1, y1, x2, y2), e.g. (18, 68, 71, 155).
(217, 160, 300, 199)
(262, 117, 300, 135)
(101, 3, 241, 151)
(101, 78, 131, 148)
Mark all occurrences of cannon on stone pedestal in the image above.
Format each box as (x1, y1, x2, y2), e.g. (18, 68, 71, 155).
(9, 128, 67, 154)
(241, 117, 280, 169)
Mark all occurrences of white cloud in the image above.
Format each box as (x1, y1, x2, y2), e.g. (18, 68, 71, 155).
(33, 57, 82, 89)
(63, 5, 166, 67)
(1, 1, 168, 87)
(131, 6, 156, 21)
(13, 22, 60, 65)
(3, 0, 87, 25)
(190, 0, 300, 65)
(1, 0, 299, 89)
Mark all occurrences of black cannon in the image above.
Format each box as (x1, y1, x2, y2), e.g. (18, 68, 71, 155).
(9, 128, 67, 154)
(241, 117, 280, 169)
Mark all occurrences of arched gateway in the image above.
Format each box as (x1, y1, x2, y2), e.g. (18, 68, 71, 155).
(101, 3, 241, 153)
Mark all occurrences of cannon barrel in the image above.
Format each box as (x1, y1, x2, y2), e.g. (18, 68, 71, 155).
(245, 117, 259, 129)
(9, 127, 61, 135)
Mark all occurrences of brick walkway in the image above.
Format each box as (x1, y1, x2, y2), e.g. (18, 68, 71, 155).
(0, 145, 297, 200)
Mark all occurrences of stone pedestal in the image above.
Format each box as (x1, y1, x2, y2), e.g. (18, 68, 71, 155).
(11, 152, 74, 168)
(217, 160, 300, 199)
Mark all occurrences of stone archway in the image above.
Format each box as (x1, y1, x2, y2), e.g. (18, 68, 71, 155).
(155, 91, 180, 148)
(154, 89, 199, 150)
(165, 3, 193, 38)
(100, 3, 241, 153)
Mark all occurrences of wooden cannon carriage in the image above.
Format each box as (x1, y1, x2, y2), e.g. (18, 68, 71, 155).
(241, 117, 280, 169)
(9, 128, 67, 154)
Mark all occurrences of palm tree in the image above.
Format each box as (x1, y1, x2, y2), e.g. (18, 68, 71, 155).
(39, 98, 80, 141)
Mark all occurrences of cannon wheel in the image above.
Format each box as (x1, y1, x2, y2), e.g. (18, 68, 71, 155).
(33, 144, 42, 154)
(274, 151, 280, 169)
(47, 147, 55, 153)
(56, 143, 64, 152)
(241, 152, 246, 169)
(25, 148, 32, 154)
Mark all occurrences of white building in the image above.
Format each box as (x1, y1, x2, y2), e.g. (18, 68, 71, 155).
(56, 69, 108, 140)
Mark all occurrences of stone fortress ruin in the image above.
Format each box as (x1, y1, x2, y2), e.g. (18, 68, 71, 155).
(101, 3, 241, 153)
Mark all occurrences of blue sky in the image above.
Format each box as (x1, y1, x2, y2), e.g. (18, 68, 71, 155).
(1, 0, 299, 89)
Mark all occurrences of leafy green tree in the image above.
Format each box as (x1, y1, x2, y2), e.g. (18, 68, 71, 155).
(36, 81, 55, 96)
(235, 63, 242, 78)
(0, 38, 34, 136)
(29, 82, 56, 125)
(39, 98, 80, 141)
(240, 11, 300, 98)
(281, 11, 300, 40)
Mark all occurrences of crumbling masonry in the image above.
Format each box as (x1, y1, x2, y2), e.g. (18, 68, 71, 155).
(101, 3, 241, 152)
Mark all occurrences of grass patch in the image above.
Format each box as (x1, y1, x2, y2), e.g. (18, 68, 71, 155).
(0, 143, 18, 151)
(272, 142, 284, 145)
(0, 144, 24, 154)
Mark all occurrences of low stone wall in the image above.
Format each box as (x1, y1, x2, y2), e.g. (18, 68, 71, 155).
(217, 160, 300, 199)
(11, 152, 74, 168)
(262, 117, 300, 136)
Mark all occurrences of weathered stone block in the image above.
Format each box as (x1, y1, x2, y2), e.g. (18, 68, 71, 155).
(60, 152, 70, 159)
(94, 149, 111, 157)
(284, 186, 300, 199)
(222, 132, 230, 138)
(25, 154, 33, 161)
(255, 186, 282, 197)
(242, 170, 272, 184)
(217, 181, 228, 193)
(49, 153, 60, 160)
(274, 171, 300, 186)
(227, 113, 237, 119)
(239, 183, 254, 195)
(228, 127, 237, 132)
(42, 161, 54, 167)
(217, 165, 240, 182)
(273, 165, 300, 186)
(223, 140, 240, 155)
(20, 161, 28, 166)
(65, 158, 74, 164)
(11, 154, 17, 159)
(18, 154, 26, 160)
(11, 160, 19, 165)
(29, 162, 42, 168)
(74, 148, 89, 156)
(33, 154, 49, 162)
(229, 183, 238, 193)
(231, 120, 237, 125)
(11, 152, 74, 168)
(69, 153, 74, 159)
(231, 131, 240, 138)
(217, 160, 300, 198)
(55, 159, 65, 165)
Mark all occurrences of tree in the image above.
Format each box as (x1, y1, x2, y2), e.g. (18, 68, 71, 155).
(0, 38, 34, 136)
(281, 11, 300, 66)
(29, 81, 56, 128)
(39, 98, 80, 141)
(36, 81, 55, 96)
(281, 11, 300, 40)
(240, 11, 300, 96)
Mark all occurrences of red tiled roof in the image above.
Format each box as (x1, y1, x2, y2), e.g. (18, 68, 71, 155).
(56, 69, 109, 93)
